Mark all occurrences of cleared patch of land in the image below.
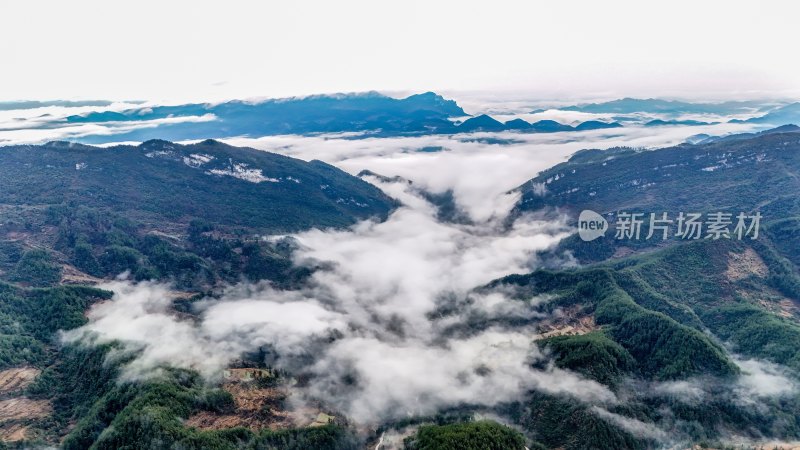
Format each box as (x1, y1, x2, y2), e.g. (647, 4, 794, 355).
(725, 247, 769, 281)
(0, 423, 29, 443)
(0, 397, 51, 422)
(0, 397, 52, 442)
(0, 368, 40, 395)
(0, 368, 51, 442)
(60, 264, 104, 285)
(536, 305, 597, 339)
(186, 368, 334, 432)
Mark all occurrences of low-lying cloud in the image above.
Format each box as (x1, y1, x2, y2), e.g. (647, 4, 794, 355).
(54, 115, 795, 444)
(64, 176, 619, 423)
(222, 121, 756, 222)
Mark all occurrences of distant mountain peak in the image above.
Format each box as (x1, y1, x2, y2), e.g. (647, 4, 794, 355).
(574, 120, 623, 131)
(402, 91, 466, 116)
(405, 91, 439, 99)
(195, 138, 227, 147)
(530, 120, 574, 132)
(458, 114, 506, 132)
(139, 138, 174, 147)
(504, 118, 533, 130)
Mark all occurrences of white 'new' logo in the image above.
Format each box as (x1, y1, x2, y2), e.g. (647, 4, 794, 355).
(578, 210, 608, 241)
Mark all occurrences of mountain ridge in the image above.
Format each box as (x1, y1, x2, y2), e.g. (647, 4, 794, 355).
(0, 139, 395, 232)
(61, 92, 626, 143)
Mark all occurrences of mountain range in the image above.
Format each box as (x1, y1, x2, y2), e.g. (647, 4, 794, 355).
(732, 102, 800, 125)
(13, 94, 800, 147)
(552, 97, 770, 115)
(1, 105, 800, 449)
(63, 93, 623, 144)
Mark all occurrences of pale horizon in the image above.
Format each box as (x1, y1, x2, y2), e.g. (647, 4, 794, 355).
(2, 0, 799, 103)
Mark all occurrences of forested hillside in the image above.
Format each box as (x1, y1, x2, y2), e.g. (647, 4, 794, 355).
(0, 139, 394, 232)
(492, 238, 800, 448)
(0, 129, 799, 448)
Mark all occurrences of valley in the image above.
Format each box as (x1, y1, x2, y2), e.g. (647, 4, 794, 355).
(0, 98, 799, 450)
(4, 1, 800, 447)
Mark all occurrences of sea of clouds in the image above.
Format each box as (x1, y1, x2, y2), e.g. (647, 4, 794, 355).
(48, 110, 797, 445)
(64, 172, 620, 423)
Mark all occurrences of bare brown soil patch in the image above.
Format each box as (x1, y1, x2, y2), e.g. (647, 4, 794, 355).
(60, 264, 104, 285)
(0, 397, 51, 422)
(536, 305, 598, 339)
(0, 423, 29, 442)
(186, 368, 333, 432)
(0, 367, 50, 442)
(725, 248, 768, 281)
(0, 368, 40, 395)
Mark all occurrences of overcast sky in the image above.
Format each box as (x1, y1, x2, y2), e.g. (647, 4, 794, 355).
(2, 0, 798, 103)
